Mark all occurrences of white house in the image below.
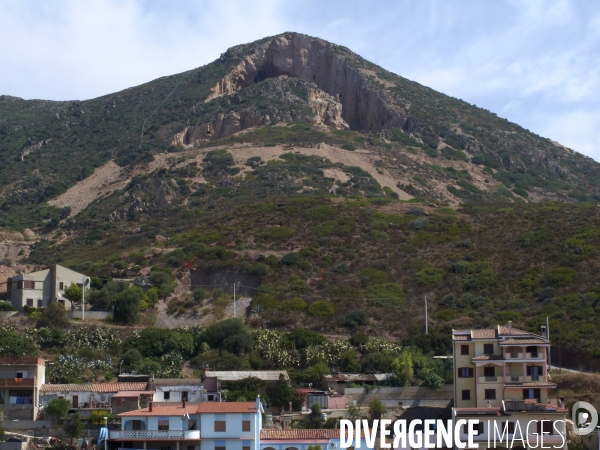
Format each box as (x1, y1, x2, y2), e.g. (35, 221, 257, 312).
(150, 379, 203, 404)
(197, 399, 263, 450)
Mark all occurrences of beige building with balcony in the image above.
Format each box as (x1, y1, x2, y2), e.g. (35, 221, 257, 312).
(452, 322, 554, 407)
(452, 323, 568, 450)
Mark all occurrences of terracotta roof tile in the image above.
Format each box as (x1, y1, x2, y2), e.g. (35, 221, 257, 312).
(500, 338, 548, 345)
(196, 402, 257, 413)
(471, 329, 497, 339)
(41, 384, 93, 393)
(204, 371, 288, 381)
(119, 404, 198, 417)
(260, 429, 367, 440)
(498, 325, 532, 336)
(91, 382, 148, 392)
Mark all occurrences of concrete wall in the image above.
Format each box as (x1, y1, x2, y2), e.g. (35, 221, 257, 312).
(68, 311, 111, 320)
(344, 386, 453, 408)
(154, 384, 202, 403)
(0, 442, 28, 450)
(0, 420, 52, 430)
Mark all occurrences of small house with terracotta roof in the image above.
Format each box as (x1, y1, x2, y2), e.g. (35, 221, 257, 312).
(260, 429, 370, 450)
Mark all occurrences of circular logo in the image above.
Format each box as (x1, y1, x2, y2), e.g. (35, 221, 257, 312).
(572, 401, 598, 436)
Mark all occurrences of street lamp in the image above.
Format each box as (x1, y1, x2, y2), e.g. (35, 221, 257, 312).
(82, 276, 90, 321)
(104, 416, 108, 450)
(119, 360, 124, 375)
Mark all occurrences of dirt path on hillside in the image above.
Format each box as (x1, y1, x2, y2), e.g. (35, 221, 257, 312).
(48, 161, 128, 217)
(46, 143, 415, 218)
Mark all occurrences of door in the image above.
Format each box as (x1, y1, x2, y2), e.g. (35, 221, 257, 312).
(72, 395, 78, 408)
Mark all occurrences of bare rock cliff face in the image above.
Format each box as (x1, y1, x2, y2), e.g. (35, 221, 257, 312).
(206, 33, 402, 132)
(172, 75, 348, 147)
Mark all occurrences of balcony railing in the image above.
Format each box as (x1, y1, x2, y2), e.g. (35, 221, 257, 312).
(110, 430, 200, 440)
(0, 378, 36, 387)
(479, 376, 502, 383)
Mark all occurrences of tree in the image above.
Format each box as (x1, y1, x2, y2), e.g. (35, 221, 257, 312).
(63, 282, 83, 303)
(274, 374, 293, 409)
(121, 349, 142, 370)
(37, 302, 69, 328)
(392, 351, 414, 386)
(346, 403, 362, 421)
(45, 398, 71, 421)
(202, 318, 254, 354)
(113, 286, 144, 324)
(368, 398, 385, 421)
(0, 329, 38, 357)
(64, 413, 84, 445)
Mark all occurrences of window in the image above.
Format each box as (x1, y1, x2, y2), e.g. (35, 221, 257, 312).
(215, 447, 226, 450)
(59, 282, 64, 290)
(37, 299, 43, 307)
(483, 344, 494, 354)
(188, 446, 195, 450)
(502, 421, 515, 434)
(15, 281, 23, 290)
(163, 391, 170, 400)
(523, 388, 541, 400)
(214, 421, 226, 432)
(16, 372, 24, 379)
(182, 391, 188, 401)
(24, 280, 35, 289)
(121, 399, 126, 406)
(461, 345, 470, 355)
(527, 365, 542, 380)
(484, 389, 496, 400)
(483, 367, 495, 377)
(243, 447, 251, 450)
(27, 299, 33, 307)
(458, 367, 474, 378)
(133, 420, 142, 430)
(207, 395, 214, 401)
(242, 420, 251, 432)
(539, 420, 554, 435)
(188, 420, 196, 430)
(527, 346, 539, 357)
(462, 423, 483, 436)
(461, 390, 470, 401)
(158, 419, 169, 431)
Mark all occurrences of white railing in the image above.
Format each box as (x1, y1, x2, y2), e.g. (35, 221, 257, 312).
(110, 430, 200, 440)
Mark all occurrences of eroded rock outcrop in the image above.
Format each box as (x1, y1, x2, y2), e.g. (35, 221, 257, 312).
(206, 33, 402, 132)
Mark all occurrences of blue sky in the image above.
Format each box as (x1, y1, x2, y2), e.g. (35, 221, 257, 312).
(1, 0, 599, 160)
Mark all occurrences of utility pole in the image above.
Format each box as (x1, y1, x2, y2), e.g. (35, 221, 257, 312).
(546, 316, 551, 371)
(425, 295, 428, 335)
(82, 276, 90, 321)
(233, 282, 236, 318)
(559, 324, 562, 374)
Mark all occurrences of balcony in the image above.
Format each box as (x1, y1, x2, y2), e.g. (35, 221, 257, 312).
(110, 430, 200, 440)
(505, 352, 522, 359)
(0, 378, 36, 388)
(479, 376, 503, 383)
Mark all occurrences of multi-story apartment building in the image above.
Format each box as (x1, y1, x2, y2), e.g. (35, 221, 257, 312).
(453, 322, 554, 407)
(452, 323, 568, 450)
(0, 357, 46, 420)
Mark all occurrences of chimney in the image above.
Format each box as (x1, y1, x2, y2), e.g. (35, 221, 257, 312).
(540, 326, 547, 338)
(508, 321, 513, 335)
(256, 395, 261, 411)
(182, 397, 186, 408)
(149, 401, 153, 412)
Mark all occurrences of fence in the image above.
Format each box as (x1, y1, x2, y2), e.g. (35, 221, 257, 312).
(344, 386, 453, 408)
(68, 311, 112, 320)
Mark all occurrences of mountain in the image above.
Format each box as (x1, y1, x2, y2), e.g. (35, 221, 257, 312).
(1, 33, 600, 363)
